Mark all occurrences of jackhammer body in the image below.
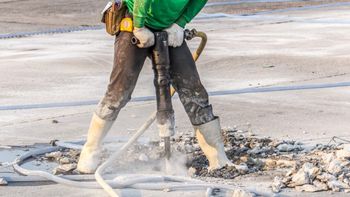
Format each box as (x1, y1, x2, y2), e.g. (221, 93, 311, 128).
(130, 29, 207, 159)
(151, 32, 174, 159)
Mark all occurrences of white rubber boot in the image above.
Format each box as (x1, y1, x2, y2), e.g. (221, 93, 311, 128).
(77, 113, 113, 174)
(194, 118, 233, 171)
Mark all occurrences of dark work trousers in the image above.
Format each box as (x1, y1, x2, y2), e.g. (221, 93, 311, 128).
(95, 31, 215, 126)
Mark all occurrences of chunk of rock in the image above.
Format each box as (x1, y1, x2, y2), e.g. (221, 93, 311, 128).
(231, 189, 256, 197)
(327, 180, 350, 192)
(53, 163, 77, 175)
(59, 157, 71, 164)
(323, 153, 336, 164)
(327, 160, 343, 176)
(336, 145, 350, 160)
(68, 149, 81, 158)
(263, 159, 276, 169)
(0, 178, 8, 186)
(291, 168, 310, 186)
(138, 153, 149, 162)
(285, 169, 296, 177)
(272, 176, 285, 193)
(277, 144, 295, 152)
(235, 163, 249, 173)
(338, 173, 345, 181)
(45, 151, 63, 160)
(188, 167, 196, 177)
(282, 176, 292, 185)
(317, 173, 336, 183)
(301, 144, 316, 153)
(302, 162, 319, 180)
(313, 180, 328, 191)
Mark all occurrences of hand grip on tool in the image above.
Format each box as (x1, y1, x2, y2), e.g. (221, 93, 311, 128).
(131, 28, 207, 97)
(131, 28, 207, 52)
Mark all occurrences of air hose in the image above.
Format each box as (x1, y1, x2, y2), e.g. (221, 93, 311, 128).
(11, 140, 260, 194)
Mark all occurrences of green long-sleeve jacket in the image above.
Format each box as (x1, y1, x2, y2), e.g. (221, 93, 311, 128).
(123, 0, 207, 30)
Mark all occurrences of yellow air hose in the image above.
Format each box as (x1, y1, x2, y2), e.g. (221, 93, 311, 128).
(170, 29, 207, 96)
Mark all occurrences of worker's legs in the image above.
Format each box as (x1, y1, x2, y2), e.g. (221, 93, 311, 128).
(169, 41, 214, 125)
(169, 42, 232, 170)
(78, 32, 150, 173)
(96, 32, 150, 121)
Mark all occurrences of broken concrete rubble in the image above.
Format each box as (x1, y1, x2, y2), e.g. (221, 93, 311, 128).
(231, 189, 256, 197)
(45, 151, 63, 161)
(31, 127, 350, 195)
(327, 159, 343, 176)
(38, 148, 80, 175)
(322, 153, 335, 164)
(271, 176, 285, 193)
(291, 168, 310, 186)
(327, 180, 350, 192)
(234, 163, 249, 173)
(53, 163, 77, 175)
(0, 178, 8, 186)
(182, 128, 350, 194)
(302, 162, 319, 180)
(277, 143, 302, 152)
(317, 173, 336, 182)
(313, 180, 328, 191)
(271, 143, 350, 193)
(59, 157, 71, 164)
(336, 149, 350, 160)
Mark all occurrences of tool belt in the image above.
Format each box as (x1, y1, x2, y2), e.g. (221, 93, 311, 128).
(101, 0, 127, 36)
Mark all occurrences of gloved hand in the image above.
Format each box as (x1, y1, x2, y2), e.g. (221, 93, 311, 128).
(164, 23, 184, 47)
(133, 27, 155, 48)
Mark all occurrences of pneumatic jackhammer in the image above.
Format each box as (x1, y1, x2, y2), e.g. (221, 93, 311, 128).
(131, 29, 207, 160)
(152, 31, 174, 160)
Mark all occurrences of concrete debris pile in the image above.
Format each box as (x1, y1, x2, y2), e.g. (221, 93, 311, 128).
(174, 128, 350, 194)
(34, 127, 349, 194)
(272, 144, 350, 193)
(183, 128, 306, 179)
(42, 149, 80, 175)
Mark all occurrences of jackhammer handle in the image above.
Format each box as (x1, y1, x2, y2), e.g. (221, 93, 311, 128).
(131, 30, 190, 44)
(130, 28, 208, 59)
(130, 29, 207, 95)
